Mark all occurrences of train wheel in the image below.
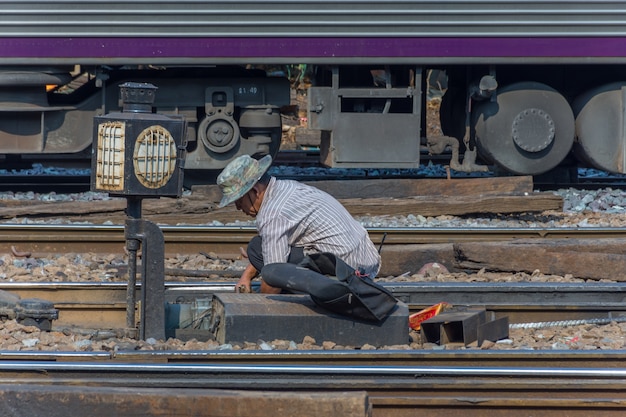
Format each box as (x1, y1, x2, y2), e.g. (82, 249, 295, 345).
(472, 82, 575, 175)
(572, 83, 626, 174)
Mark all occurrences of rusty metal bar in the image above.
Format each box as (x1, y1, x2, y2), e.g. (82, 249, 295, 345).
(125, 218, 165, 341)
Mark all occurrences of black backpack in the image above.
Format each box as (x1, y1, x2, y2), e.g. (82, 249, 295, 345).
(298, 252, 399, 322)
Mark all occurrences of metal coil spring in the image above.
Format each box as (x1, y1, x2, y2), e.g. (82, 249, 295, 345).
(510, 316, 626, 330)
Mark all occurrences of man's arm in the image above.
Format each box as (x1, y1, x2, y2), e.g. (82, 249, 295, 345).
(235, 263, 282, 294)
(235, 263, 258, 293)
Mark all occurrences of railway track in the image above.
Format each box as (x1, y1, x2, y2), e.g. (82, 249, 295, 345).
(1, 224, 626, 415)
(2, 280, 626, 330)
(2, 223, 625, 328)
(1, 352, 626, 416)
(4, 224, 626, 258)
(2, 223, 625, 325)
(0, 279, 624, 329)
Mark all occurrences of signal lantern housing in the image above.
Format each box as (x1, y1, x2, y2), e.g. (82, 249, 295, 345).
(91, 82, 187, 197)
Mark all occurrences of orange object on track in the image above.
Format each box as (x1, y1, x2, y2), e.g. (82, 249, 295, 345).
(409, 302, 451, 331)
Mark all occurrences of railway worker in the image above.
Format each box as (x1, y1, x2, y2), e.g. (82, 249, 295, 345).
(216, 154, 381, 294)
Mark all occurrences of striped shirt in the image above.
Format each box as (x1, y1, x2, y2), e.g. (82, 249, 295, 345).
(256, 177, 381, 277)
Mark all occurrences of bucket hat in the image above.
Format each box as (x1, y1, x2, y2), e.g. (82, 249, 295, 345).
(217, 154, 272, 207)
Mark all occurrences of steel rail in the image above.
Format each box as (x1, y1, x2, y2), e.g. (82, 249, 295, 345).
(0, 361, 626, 374)
(2, 349, 626, 368)
(1, 280, 625, 329)
(3, 224, 626, 257)
(1, 358, 626, 416)
(1, 360, 626, 378)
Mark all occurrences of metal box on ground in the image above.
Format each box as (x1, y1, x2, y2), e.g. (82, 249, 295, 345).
(210, 293, 409, 347)
(420, 307, 509, 346)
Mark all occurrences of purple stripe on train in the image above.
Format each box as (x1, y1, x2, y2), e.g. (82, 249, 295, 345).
(0, 37, 623, 58)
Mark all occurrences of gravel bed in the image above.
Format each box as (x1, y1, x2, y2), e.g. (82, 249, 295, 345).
(2, 320, 624, 352)
(1, 175, 626, 351)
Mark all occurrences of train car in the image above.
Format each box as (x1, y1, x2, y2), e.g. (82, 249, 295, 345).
(2, 1, 626, 183)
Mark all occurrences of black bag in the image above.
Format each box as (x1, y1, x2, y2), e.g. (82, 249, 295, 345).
(298, 252, 398, 322)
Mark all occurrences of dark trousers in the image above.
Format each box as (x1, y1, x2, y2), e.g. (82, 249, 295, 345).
(248, 235, 345, 298)
(248, 238, 350, 300)
(246, 235, 305, 272)
(261, 262, 349, 300)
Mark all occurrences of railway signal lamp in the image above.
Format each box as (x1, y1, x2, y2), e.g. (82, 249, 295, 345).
(90, 82, 188, 341)
(91, 82, 187, 197)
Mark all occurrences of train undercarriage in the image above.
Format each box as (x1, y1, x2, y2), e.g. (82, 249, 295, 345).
(0, 66, 290, 186)
(440, 64, 626, 176)
(309, 64, 626, 177)
(2, 64, 626, 183)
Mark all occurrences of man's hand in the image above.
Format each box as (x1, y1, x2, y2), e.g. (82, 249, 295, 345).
(235, 263, 258, 293)
(235, 283, 251, 293)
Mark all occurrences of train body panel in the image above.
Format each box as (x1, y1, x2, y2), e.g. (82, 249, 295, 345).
(2, 1, 626, 177)
(1, 1, 626, 65)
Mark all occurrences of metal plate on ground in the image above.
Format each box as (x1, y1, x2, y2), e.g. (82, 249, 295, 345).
(211, 293, 409, 347)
